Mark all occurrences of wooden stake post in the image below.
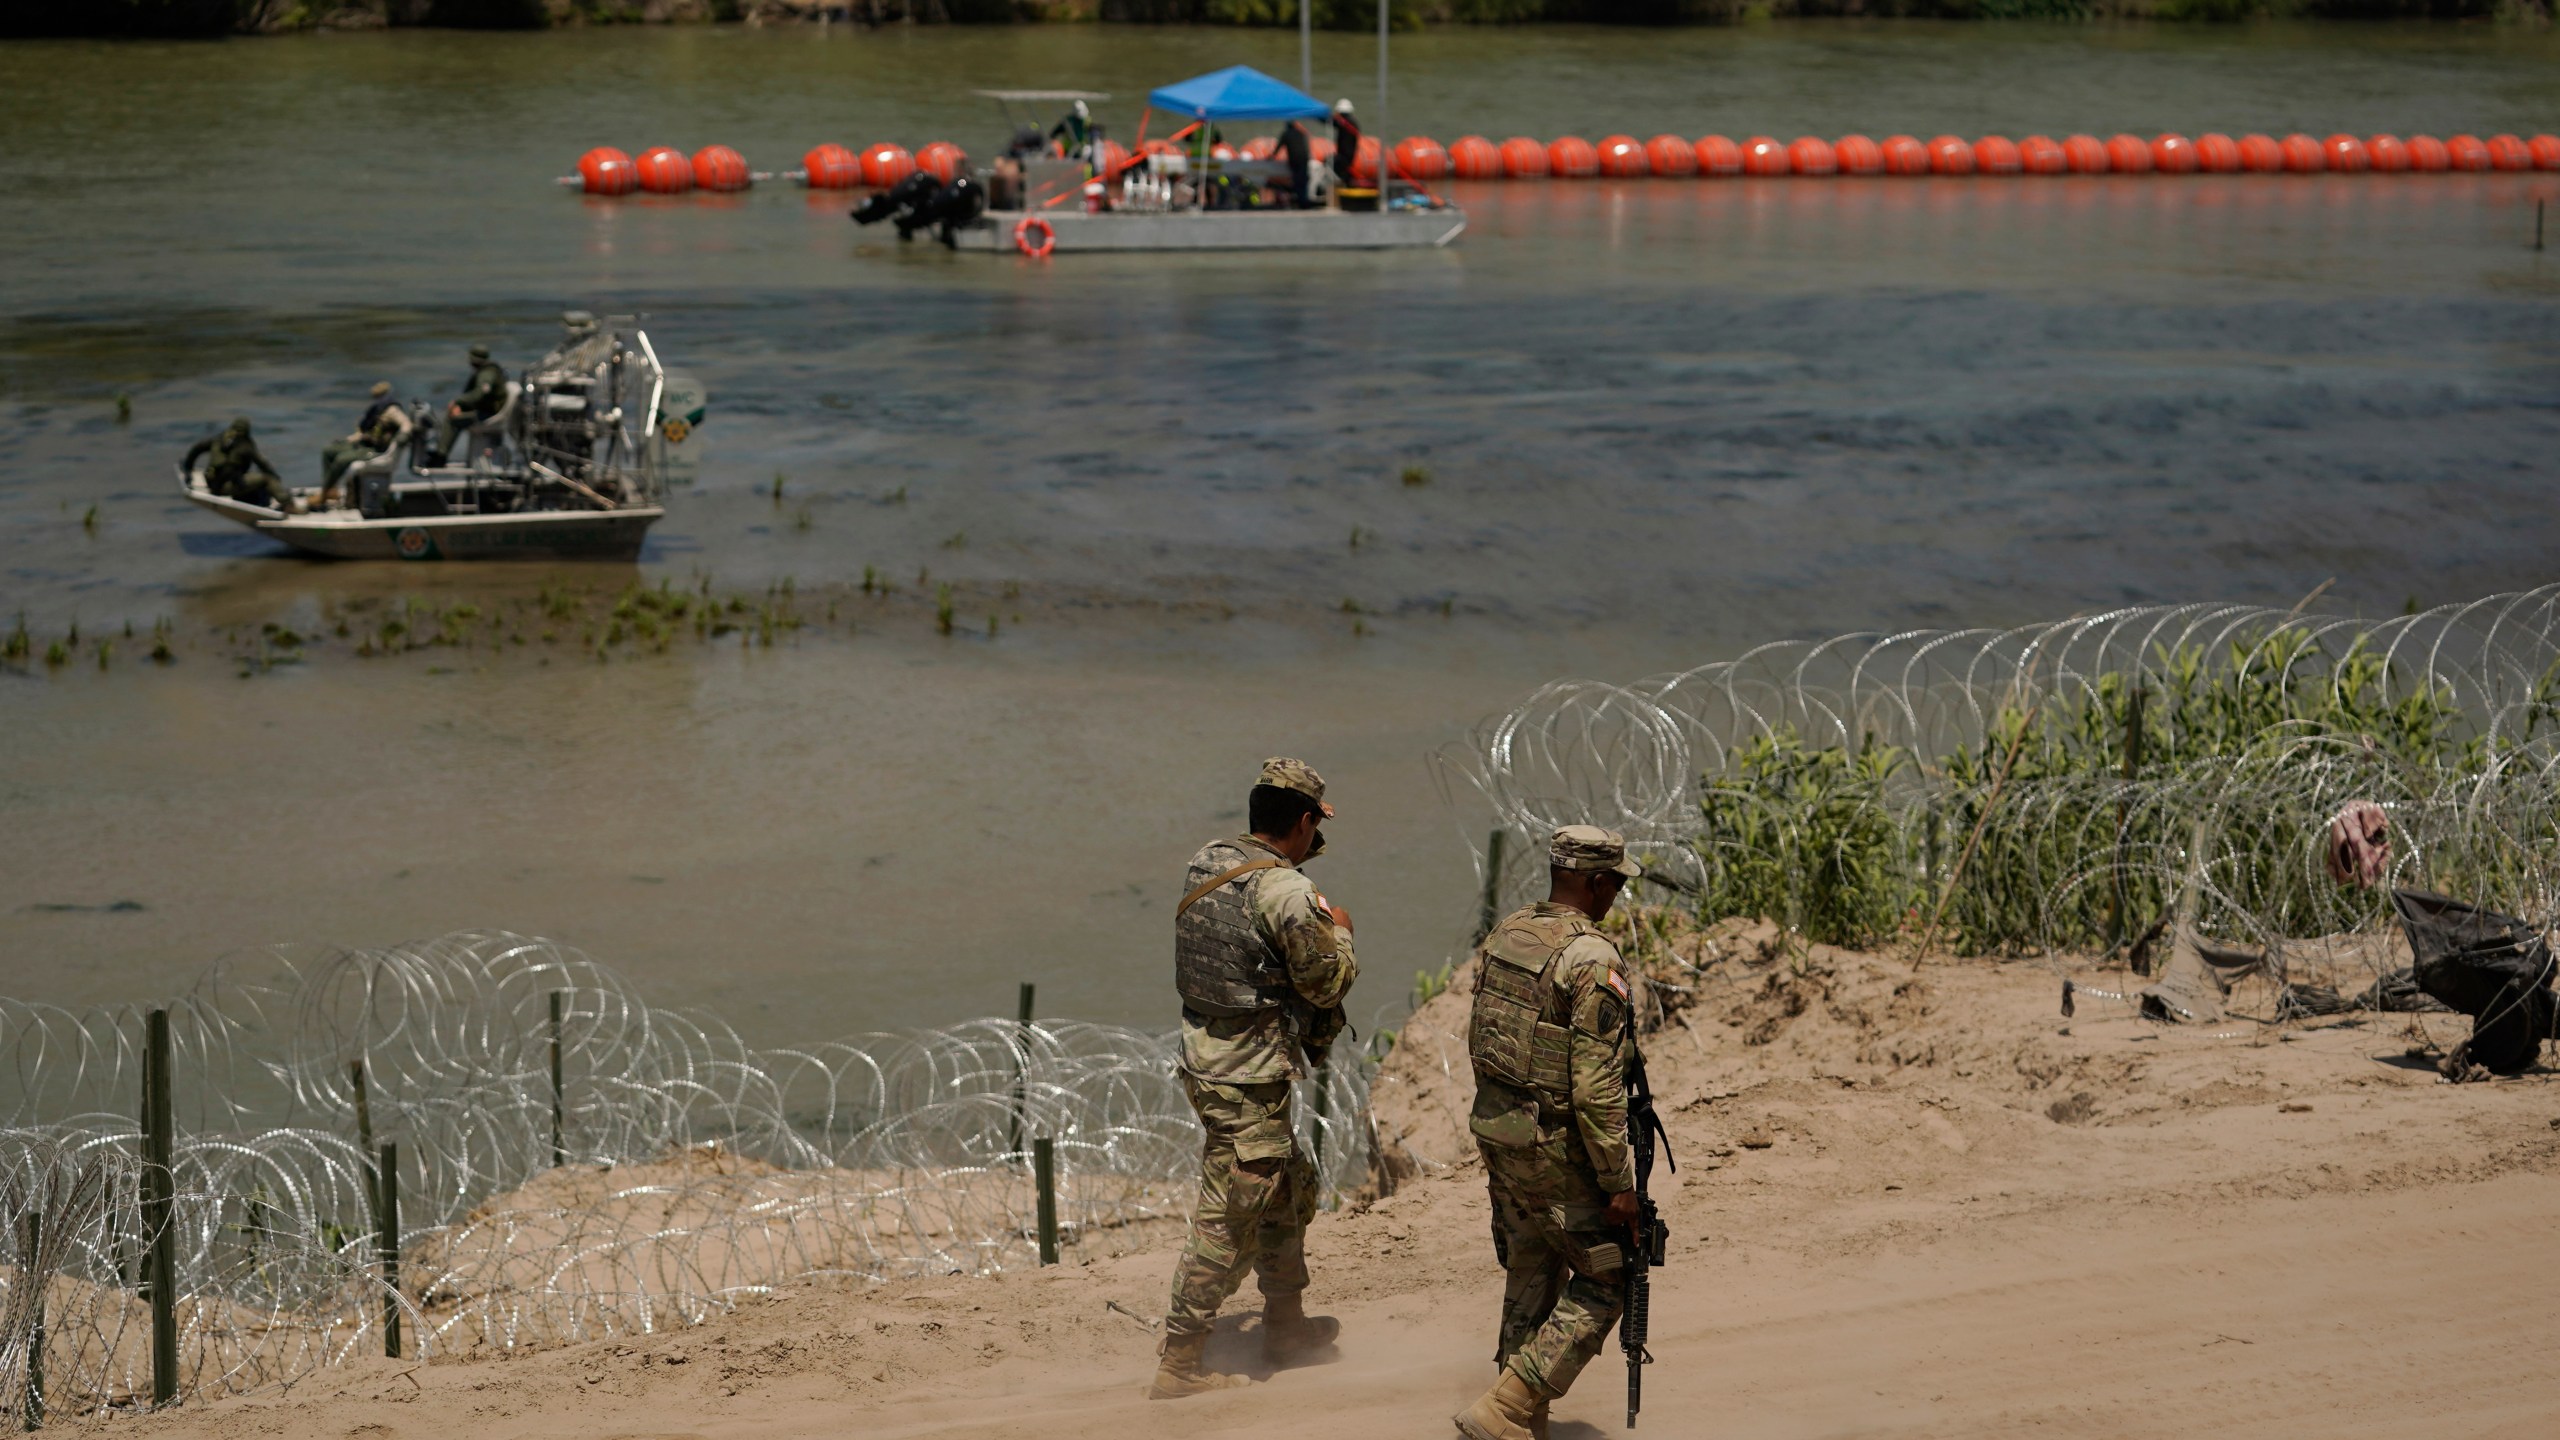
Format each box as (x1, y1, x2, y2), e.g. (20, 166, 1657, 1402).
(142, 1009, 176, 1408)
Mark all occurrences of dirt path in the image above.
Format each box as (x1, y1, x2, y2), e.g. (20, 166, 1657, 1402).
(139, 953, 2560, 1440)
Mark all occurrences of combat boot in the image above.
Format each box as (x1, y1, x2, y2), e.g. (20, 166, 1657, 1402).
(1453, 1369, 1542, 1440)
(1146, 1330, 1249, 1400)
(1260, 1290, 1340, 1361)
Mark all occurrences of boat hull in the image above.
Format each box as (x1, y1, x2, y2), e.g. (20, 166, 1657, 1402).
(956, 207, 1465, 254)
(185, 490, 661, 561)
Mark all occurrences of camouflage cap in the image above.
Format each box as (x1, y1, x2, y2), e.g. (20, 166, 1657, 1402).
(1258, 757, 1334, 818)
(468, 344, 491, 362)
(1550, 824, 1640, 878)
(369, 381, 393, 398)
(227, 415, 252, 434)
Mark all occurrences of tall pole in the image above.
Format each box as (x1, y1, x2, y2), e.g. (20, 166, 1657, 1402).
(1376, 0, 1389, 200)
(377, 1143, 401, 1359)
(548, 990, 565, 1169)
(1300, 0, 1312, 98)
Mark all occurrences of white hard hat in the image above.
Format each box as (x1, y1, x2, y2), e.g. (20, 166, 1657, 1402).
(1334, 98, 1354, 115)
(1073, 99, 1089, 117)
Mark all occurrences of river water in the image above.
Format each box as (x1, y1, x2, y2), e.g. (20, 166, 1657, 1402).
(3, 22, 2556, 1040)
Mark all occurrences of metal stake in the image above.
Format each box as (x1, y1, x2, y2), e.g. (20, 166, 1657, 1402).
(23, 1209, 43, 1430)
(377, 1143, 401, 1359)
(1475, 828, 1508, 944)
(1033, 1137, 1059, 1265)
(1009, 983, 1034, 1163)
(142, 1009, 176, 1409)
(549, 990, 566, 1168)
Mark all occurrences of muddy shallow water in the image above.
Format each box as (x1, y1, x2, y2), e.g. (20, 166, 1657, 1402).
(3, 22, 2557, 1038)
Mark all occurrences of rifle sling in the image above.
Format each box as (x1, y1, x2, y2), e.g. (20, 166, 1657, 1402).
(1176, 858, 1284, 919)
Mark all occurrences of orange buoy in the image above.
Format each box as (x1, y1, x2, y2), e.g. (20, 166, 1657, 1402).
(1095, 139, 1133, 178)
(1210, 142, 1237, 162)
(1742, 135, 1788, 177)
(692, 145, 751, 191)
(2486, 133, 2531, 172)
(1351, 135, 1383, 182)
(1396, 135, 1451, 180)
(636, 145, 693, 195)
(802, 143, 861, 189)
(1788, 136, 1837, 176)
(1450, 135, 1499, 178)
(2446, 134, 2491, 171)
(2237, 134, 2283, 172)
(2532, 134, 2560, 170)
(1239, 136, 1277, 161)
(1836, 134, 1884, 176)
(2366, 134, 2409, 173)
(2279, 133, 2322, 173)
(916, 141, 969, 183)
(2062, 134, 2108, 174)
(1926, 134, 1974, 175)
(861, 142, 915, 188)
(2195, 133, 2240, 173)
(2321, 134, 2369, 173)
(1597, 134, 1649, 177)
(2104, 133, 2152, 174)
(1309, 136, 1336, 165)
(1974, 135, 2021, 176)
(1882, 134, 1930, 176)
(1548, 136, 1599, 178)
(1695, 135, 1744, 177)
(2406, 135, 2449, 172)
(2151, 133, 2197, 174)
(1499, 136, 1549, 177)
(576, 146, 637, 196)
(1645, 133, 1696, 176)
(2019, 134, 2066, 175)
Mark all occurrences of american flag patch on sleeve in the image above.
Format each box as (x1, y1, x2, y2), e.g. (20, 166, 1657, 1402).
(1604, 969, 1628, 1000)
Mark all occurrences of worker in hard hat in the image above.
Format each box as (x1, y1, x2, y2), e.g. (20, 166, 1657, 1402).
(319, 382, 411, 505)
(183, 417, 288, 510)
(1330, 99, 1363, 190)
(1050, 99, 1094, 161)
(428, 344, 507, 467)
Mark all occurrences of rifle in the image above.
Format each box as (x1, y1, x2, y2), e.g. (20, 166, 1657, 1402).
(1621, 1039, 1674, 1428)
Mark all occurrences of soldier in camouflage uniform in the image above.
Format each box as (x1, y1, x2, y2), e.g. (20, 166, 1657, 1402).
(1149, 757, 1359, 1400)
(429, 344, 507, 465)
(1455, 826, 1644, 1440)
(181, 417, 287, 510)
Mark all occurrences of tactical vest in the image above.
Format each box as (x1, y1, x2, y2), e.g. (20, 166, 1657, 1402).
(361, 399, 403, 447)
(1173, 839, 1292, 1018)
(1469, 906, 1598, 1116)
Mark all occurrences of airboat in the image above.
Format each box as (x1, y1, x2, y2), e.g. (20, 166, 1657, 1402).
(179, 317, 699, 562)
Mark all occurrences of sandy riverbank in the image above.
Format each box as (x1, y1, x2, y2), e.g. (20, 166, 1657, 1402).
(122, 940, 2560, 1439)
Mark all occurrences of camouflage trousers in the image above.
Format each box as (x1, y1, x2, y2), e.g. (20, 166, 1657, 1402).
(1481, 1140, 1626, 1401)
(1162, 1074, 1317, 1338)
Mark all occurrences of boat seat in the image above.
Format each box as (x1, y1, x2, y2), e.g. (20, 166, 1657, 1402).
(465, 382, 522, 467)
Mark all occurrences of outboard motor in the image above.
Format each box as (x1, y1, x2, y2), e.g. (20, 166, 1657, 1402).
(850, 171, 940, 227)
(897, 175, 988, 247)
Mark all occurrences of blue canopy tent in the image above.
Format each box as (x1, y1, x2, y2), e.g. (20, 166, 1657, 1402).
(1145, 65, 1329, 123)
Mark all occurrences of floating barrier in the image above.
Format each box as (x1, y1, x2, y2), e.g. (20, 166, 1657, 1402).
(564, 126, 2560, 198)
(572, 146, 636, 196)
(635, 145, 693, 195)
(692, 144, 752, 192)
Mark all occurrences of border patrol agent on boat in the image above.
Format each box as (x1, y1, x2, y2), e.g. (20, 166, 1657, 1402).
(1455, 826, 1645, 1440)
(1150, 757, 1359, 1399)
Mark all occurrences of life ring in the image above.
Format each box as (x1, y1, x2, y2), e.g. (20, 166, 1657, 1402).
(1014, 215, 1056, 259)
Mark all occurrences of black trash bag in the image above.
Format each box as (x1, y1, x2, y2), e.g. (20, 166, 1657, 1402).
(2390, 889, 2559, 1075)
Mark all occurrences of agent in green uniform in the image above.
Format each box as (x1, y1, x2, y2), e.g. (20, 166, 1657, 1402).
(429, 344, 506, 465)
(1149, 757, 1358, 1400)
(182, 417, 287, 510)
(1455, 826, 1645, 1440)
(319, 382, 411, 501)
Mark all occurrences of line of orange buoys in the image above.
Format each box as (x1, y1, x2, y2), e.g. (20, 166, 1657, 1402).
(562, 130, 2560, 195)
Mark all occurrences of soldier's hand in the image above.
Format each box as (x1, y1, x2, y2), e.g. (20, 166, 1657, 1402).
(1604, 1189, 1642, 1228)
(1327, 902, 1352, 934)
